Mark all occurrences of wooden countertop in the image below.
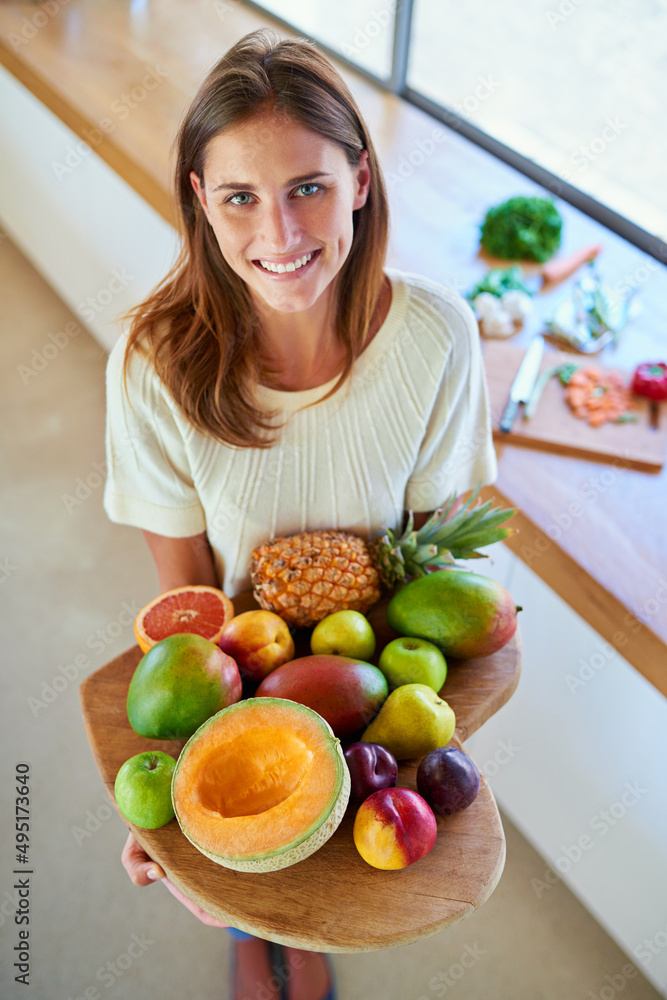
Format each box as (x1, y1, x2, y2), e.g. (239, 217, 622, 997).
(1, 0, 665, 694)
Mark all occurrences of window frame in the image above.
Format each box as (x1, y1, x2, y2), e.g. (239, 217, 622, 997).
(245, 0, 666, 263)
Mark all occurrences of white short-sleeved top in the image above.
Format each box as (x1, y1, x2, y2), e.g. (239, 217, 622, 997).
(103, 268, 497, 597)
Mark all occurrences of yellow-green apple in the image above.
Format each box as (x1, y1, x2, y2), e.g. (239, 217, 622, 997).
(378, 636, 447, 692)
(218, 609, 295, 681)
(114, 751, 176, 829)
(310, 610, 376, 660)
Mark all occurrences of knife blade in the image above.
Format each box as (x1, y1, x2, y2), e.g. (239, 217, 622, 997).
(499, 335, 545, 433)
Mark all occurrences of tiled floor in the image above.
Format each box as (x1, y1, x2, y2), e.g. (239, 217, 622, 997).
(1, 231, 661, 999)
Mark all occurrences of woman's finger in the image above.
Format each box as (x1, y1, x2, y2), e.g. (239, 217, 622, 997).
(161, 877, 229, 928)
(120, 833, 227, 926)
(120, 830, 165, 887)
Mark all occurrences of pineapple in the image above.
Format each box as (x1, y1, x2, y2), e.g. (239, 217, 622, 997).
(250, 488, 515, 628)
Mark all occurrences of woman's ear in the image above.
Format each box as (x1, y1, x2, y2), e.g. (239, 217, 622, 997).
(190, 171, 212, 223)
(352, 149, 371, 211)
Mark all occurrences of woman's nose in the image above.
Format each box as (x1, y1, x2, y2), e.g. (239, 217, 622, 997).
(261, 201, 301, 250)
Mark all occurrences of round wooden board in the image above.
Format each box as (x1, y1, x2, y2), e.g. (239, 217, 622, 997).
(79, 591, 521, 952)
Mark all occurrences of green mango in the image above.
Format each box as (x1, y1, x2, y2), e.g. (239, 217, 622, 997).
(127, 633, 242, 739)
(386, 569, 519, 659)
(361, 683, 455, 761)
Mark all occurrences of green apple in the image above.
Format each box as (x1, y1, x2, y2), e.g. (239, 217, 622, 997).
(378, 637, 447, 692)
(310, 610, 376, 660)
(114, 751, 176, 829)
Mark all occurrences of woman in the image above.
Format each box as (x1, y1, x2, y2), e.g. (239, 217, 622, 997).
(104, 28, 497, 1000)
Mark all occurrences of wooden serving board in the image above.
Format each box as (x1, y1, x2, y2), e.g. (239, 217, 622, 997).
(79, 591, 521, 952)
(484, 340, 667, 471)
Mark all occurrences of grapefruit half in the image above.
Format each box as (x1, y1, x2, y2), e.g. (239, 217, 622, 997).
(134, 585, 235, 653)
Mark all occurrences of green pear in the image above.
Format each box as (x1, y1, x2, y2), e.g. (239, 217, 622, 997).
(361, 683, 456, 761)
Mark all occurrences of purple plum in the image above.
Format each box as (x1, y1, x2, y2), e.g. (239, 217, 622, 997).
(416, 747, 481, 816)
(344, 741, 398, 805)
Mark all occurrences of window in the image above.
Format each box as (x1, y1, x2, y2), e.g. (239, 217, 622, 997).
(257, 0, 394, 80)
(249, 0, 667, 256)
(408, 0, 666, 247)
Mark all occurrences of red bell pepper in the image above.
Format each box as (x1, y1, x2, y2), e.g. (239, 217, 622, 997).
(631, 363, 667, 401)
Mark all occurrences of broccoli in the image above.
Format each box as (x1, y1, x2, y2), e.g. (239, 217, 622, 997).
(480, 196, 562, 263)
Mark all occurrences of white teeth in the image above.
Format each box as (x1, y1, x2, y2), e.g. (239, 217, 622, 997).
(258, 252, 313, 272)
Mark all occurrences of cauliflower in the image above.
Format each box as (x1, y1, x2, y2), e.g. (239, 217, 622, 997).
(473, 292, 503, 319)
(500, 290, 533, 322)
(479, 310, 515, 338)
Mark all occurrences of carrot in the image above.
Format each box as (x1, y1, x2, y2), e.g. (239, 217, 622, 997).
(567, 387, 588, 407)
(540, 243, 602, 287)
(562, 365, 634, 426)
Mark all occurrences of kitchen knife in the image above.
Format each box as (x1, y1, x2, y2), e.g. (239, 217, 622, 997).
(498, 335, 545, 433)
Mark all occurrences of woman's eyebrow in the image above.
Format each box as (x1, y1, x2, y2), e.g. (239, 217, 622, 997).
(211, 172, 334, 193)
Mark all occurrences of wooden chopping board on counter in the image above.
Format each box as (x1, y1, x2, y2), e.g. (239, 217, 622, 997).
(484, 340, 667, 471)
(79, 591, 521, 953)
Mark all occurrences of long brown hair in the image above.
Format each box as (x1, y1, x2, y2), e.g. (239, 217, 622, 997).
(122, 29, 389, 448)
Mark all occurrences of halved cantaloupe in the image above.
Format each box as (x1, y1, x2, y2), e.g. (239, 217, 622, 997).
(172, 697, 350, 872)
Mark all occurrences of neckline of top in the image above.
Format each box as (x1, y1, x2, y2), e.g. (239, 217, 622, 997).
(253, 270, 408, 412)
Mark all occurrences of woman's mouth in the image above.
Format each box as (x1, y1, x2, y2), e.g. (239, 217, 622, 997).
(252, 249, 321, 275)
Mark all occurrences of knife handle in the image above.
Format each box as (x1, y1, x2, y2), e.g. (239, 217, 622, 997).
(499, 398, 520, 434)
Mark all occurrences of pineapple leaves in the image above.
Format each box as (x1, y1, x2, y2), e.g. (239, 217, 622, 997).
(372, 485, 515, 588)
(410, 488, 515, 564)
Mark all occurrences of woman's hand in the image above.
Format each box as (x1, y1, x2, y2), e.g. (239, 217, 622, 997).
(121, 829, 165, 886)
(160, 876, 230, 928)
(121, 831, 229, 928)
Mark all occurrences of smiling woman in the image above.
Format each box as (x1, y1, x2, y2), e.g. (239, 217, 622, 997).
(102, 26, 497, 1000)
(188, 112, 372, 368)
(114, 30, 389, 449)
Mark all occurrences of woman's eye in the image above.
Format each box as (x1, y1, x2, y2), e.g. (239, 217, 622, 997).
(225, 184, 321, 204)
(294, 183, 321, 197)
(227, 192, 254, 205)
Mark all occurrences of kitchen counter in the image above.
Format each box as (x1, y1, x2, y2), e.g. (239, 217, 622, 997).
(1, 0, 665, 693)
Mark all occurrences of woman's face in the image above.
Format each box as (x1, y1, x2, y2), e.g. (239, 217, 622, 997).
(190, 111, 370, 317)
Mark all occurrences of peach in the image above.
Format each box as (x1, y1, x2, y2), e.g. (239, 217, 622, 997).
(352, 787, 437, 870)
(218, 610, 295, 682)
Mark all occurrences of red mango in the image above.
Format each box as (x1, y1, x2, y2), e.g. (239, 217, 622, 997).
(255, 654, 388, 738)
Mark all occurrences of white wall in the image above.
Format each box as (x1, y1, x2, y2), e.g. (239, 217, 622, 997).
(0, 63, 179, 352)
(465, 544, 667, 997)
(2, 60, 666, 997)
